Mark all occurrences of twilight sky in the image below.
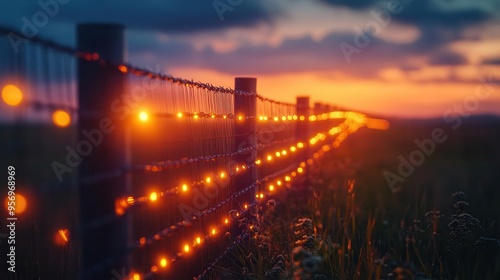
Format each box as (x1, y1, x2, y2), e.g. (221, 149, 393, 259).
(1, 0, 499, 118)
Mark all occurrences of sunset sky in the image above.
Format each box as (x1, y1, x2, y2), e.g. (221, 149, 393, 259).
(1, 0, 499, 118)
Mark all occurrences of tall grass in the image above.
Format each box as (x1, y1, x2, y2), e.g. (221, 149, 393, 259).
(216, 154, 500, 279)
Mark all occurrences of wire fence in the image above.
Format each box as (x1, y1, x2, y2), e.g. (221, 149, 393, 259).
(0, 25, 389, 280)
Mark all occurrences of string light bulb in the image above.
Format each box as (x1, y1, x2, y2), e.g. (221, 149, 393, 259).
(149, 192, 158, 202)
(160, 258, 168, 268)
(52, 110, 71, 127)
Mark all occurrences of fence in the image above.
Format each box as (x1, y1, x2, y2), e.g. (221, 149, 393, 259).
(0, 24, 389, 280)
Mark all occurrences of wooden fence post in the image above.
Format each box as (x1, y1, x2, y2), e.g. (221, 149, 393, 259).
(296, 96, 310, 153)
(77, 23, 128, 279)
(234, 77, 257, 201)
(296, 96, 310, 191)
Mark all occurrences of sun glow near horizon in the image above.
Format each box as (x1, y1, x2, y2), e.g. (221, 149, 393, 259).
(169, 66, 499, 118)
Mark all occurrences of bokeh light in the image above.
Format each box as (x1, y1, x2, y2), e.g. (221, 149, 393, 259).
(1, 84, 23, 106)
(139, 111, 149, 122)
(4, 193, 27, 214)
(52, 110, 71, 127)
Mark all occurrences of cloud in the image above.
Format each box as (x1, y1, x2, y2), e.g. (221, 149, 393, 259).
(0, 0, 278, 35)
(482, 57, 500, 65)
(428, 51, 468, 66)
(129, 31, 418, 79)
(392, 0, 491, 27)
(319, 0, 379, 10)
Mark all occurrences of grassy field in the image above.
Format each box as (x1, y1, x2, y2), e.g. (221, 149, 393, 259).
(217, 115, 500, 280)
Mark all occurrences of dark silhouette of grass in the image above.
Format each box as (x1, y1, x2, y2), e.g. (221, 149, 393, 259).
(216, 116, 500, 279)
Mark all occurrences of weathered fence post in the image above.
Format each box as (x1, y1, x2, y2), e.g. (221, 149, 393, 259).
(296, 96, 310, 191)
(234, 77, 257, 200)
(77, 24, 128, 279)
(296, 96, 310, 155)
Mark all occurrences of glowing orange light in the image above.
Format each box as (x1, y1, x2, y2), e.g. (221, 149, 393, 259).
(241, 165, 246, 170)
(149, 192, 158, 202)
(237, 115, 243, 121)
(220, 172, 226, 179)
(1, 84, 23, 106)
(139, 111, 149, 122)
(160, 258, 168, 268)
(297, 167, 304, 173)
(269, 185, 274, 192)
(54, 228, 70, 246)
(293, 115, 298, 120)
(223, 115, 227, 119)
(193, 113, 199, 119)
(132, 273, 141, 280)
(211, 114, 215, 118)
(275, 152, 281, 157)
(290, 146, 297, 152)
(211, 228, 217, 235)
(281, 116, 286, 121)
(196, 237, 201, 244)
(266, 155, 272, 161)
(52, 110, 71, 127)
(259, 193, 264, 199)
(264, 116, 268, 121)
(205, 177, 211, 183)
(184, 244, 190, 253)
(255, 159, 261, 165)
(126, 196, 134, 205)
(259, 116, 264, 121)
(299, 116, 305, 121)
(277, 181, 282, 186)
(287, 115, 293, 120)
(244, 204, 248, 209)
(139, 237, 146, 246)
(285, 176, 291, 181)
(4, 193, 27, 214)
(118, 65, 128, 73)
(182, 184, 188, 192)
(224, 218, 229, 224)
(150, 266, 158, 273)
(291, 172, 297, 177)
(177, 112, 183, 118)
(235, 166, 240, 172)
